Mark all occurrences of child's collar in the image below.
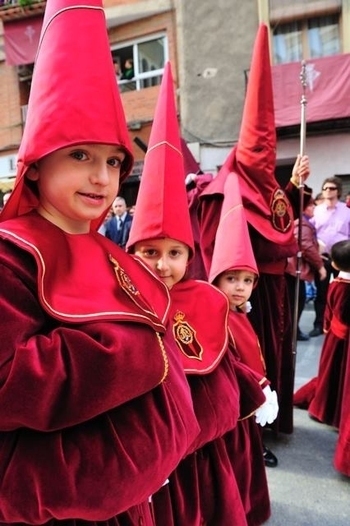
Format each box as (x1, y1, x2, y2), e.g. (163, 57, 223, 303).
(338, 271, 350, 280)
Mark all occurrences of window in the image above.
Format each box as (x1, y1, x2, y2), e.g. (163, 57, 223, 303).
(111, 34, 168, 92)
(272, 15, 340, 64)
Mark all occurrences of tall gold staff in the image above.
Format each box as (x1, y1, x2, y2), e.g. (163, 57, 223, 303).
(292, 61, 307, 371)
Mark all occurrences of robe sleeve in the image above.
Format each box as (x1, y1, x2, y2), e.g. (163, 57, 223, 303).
(0, 261, 168, 432)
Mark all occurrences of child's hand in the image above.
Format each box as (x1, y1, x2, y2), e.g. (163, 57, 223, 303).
(255, 385, 279, 426)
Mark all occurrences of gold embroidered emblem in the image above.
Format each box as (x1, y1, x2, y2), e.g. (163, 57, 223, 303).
(271, 188, 292, 233)
(109, 255, 157, 316)
(173, 311, 203, 361)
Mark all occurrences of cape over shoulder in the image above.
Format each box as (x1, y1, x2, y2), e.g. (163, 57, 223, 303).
(169, 279, 230, 374)
(0, 212, 171, 330)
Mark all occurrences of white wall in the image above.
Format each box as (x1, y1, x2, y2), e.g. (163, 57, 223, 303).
(197, 133, 350, 193)
(277, 133, 350, 193)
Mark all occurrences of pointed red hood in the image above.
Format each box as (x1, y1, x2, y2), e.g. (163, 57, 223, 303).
(127, 62, 194, 255)
(201, 24, 294, 245)
(180, 138, 201, 177)
(209, 172, 258, 284)
(233, 23, 294, 243)
(0, 0, 133, 230)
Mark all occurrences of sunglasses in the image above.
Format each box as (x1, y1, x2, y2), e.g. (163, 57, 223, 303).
(322, 186, 337, 191)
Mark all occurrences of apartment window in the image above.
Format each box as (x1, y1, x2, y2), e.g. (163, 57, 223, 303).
(112, 34, 168, 92)
(272, 15, 340, 64)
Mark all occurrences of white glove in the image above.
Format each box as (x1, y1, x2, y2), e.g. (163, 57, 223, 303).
(185, 173, 197, 186)
(255, 385, 279, 427)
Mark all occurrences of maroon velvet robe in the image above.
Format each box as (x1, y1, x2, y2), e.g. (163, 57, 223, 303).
(334, 330, 350, 476)
(0, 212, 200, 524)
(225, 311, 271, 526)
(152, 280, 266, 525)
(308, 278, 350, 427)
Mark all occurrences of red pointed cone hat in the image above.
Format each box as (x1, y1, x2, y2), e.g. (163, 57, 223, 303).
(127, 62, 194, 255)
(233, 23, 294, 243)
(201, 24, 294, 246)
(209, 172, 258, 284)
(0, 0, 133, 229)
(180, 138, 201, 177)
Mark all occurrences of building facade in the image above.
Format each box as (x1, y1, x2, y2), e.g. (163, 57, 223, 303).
(0, 0, 350, 200)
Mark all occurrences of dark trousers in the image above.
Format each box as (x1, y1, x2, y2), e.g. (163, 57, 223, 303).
(313, 256, 338, 329)
(285, 274, 306, 335)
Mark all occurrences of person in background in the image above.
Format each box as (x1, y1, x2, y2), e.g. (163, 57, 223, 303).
(128, 204, 136, 216)
(97, 205, 114, 236)
(346, 191, 350, 208)
(105, 195, 133, 249)
(309, 176, 350, 337)
(113, 59, 122, 80)
(2, 191, 12, 208)
(121, 58, 134, 80)
(285, 193, 327, 341)
(314, 192, 324, 206)
(0, 2, 199, 523)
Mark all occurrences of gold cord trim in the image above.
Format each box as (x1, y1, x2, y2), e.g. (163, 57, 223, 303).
(156, 332, 169, 383)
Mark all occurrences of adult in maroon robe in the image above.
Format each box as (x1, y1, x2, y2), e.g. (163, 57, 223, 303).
(198, 25, 310, 435)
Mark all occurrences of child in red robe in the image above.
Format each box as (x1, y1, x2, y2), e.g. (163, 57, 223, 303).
(127, 62, 269, 525)
(294, 240, 350, 430)
(332, 241, 350, 476)
(0, 1, 200, 523)
(329, 241, 350, 477)
(209, 172, 278, 526)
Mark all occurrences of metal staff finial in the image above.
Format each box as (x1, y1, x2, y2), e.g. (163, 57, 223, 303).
(299, 60, 307, 157)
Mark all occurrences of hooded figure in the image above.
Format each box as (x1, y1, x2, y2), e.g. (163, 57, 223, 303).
(0, 1, 200, 523)
(198, 23, 309, 435)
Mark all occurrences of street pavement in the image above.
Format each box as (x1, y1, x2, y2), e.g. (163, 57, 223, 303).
(264, 302, 350, 525)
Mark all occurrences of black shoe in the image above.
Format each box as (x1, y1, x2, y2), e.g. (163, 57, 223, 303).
(263, 445, 278, 468)
(297, 331, 310, 341)
(309, 327, 322, 337)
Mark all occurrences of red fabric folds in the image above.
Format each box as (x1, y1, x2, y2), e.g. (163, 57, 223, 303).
(3, 17, 42, 66)
(273, 54, 350, 127)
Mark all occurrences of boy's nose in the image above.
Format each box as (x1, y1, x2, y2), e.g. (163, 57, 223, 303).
(156, 257, 169, 271)
(92, 164, 110, 185)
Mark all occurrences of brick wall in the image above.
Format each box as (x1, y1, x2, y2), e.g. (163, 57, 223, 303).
(0, 60, 22, 151)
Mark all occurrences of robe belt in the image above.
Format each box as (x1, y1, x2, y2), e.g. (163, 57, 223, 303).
(330, 316, 348, 340)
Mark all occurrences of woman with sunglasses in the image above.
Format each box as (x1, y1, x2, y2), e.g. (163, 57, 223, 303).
(308, 176, 350, 337)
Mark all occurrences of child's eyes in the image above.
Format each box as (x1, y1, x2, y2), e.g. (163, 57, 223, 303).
(107, 157, 123, 168)
(71, 150, 87, 161)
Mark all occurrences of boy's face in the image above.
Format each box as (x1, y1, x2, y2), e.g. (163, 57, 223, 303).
(134, 238, 189, 290)
(29, 144, 125, 233)
(216, 269, 256, 309)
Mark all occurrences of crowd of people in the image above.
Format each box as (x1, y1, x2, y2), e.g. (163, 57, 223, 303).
(0, 0, 349, 524)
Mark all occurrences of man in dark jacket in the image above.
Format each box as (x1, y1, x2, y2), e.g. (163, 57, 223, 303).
(105, 196, 133, 249)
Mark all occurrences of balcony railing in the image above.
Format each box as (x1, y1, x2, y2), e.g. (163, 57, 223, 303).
(0, 0, 46, 21)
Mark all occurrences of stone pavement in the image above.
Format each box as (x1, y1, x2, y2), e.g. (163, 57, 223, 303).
(264, 303, 350, 525)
